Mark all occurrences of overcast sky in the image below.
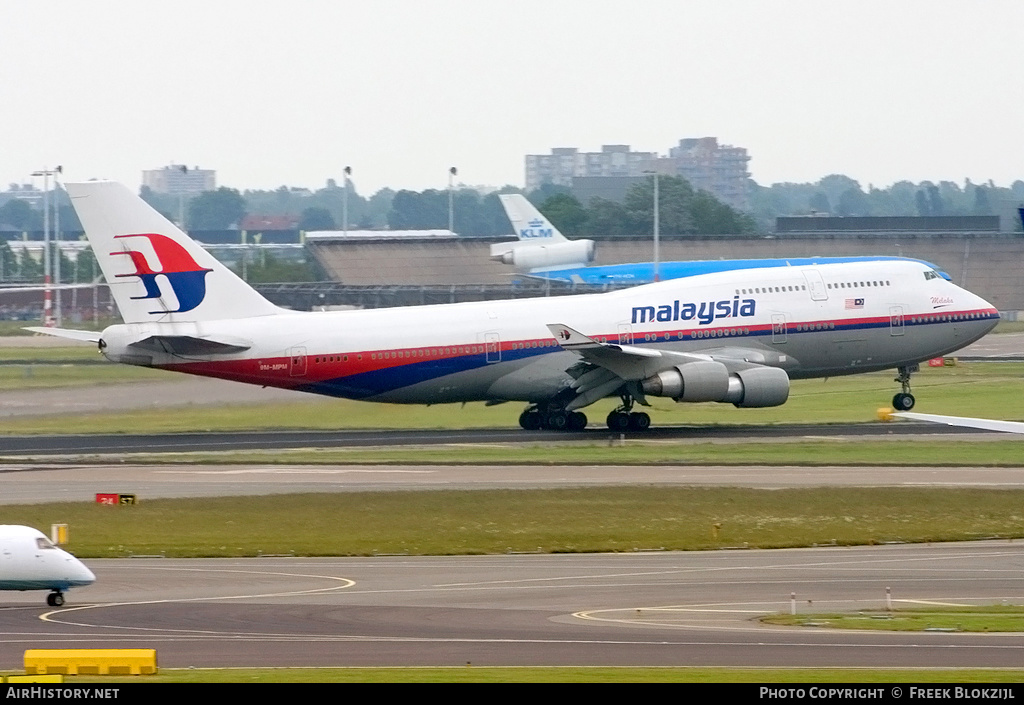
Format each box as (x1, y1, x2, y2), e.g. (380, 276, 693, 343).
(3, 1, 1022, 197)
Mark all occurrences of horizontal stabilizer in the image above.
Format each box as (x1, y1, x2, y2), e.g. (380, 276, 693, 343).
(23, 326, 102, 344)
(129, 335, 251, 356)
(0, 282, 107, 294)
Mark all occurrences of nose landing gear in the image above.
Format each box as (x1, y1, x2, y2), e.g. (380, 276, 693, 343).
(46, 590, 65, 607)
(892, 365, 917, 411)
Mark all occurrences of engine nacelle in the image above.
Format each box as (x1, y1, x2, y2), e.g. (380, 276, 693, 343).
(728, 366, 790, 408)
(490, 240, 596, 270)
(641, 361, 730, 402)
(641, 363, 790, 408)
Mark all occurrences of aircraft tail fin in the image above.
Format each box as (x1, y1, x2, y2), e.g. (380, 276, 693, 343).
(498, 194, 568, 242)
(64, 181, 281, 324)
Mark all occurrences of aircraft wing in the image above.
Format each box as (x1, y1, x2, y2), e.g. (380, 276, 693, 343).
(547, 323, 794, 410)
(881, 410, 1024, 434)
(547, 324, 780, 379)
(547, 323, 705, 381)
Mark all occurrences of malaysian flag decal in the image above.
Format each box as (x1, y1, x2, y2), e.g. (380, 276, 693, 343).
(845, 298, 865, 309)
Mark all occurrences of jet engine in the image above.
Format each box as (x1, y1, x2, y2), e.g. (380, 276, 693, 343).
(640, 361, 789, 408)
(490, 240, 596, 270)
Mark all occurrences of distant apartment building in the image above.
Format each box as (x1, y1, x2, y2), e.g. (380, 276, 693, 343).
(525, 137, 751, 211)
(142, 164, 216, 195)
(668, 138, 750, 211)
(525, 145, 655, 192)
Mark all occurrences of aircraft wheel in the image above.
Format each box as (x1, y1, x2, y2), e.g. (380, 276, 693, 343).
(519, 409, 542, 430)
(892, 393, 915, 411)
(546, 411, 569, 431)
(567, 411, 588, 431)
(628, 412, 651, 431)
(47, 592, 64, 607)
(606, 411, 630, 432)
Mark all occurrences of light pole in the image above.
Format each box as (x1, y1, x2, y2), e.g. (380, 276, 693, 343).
(448, 166, 457, 234)
(643, 170, 660, 282)
(342, 166, 352, 236)
(54, 181, 62, 326)
(177, 165, 188, 230)
(30, 166, 62, 327)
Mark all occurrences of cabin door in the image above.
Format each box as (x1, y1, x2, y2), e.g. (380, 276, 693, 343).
(889, 306, 905, 336)
(803, 270, 828, 301)
(617, 323, 633, 345)
(289, 346, 308, 376)
(771, 314, 788, 343)
(483, 331, 501, 363)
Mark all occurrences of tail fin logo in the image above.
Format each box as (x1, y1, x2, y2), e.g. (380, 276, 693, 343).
(112, 233, 212, 314)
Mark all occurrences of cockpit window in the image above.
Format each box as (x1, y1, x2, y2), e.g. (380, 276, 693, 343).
(924, 270, 940, 281)
(35, 537, 56, 550)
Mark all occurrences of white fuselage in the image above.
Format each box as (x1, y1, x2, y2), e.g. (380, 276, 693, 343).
(98, 259, 999, 407)
(0, 526, 95, 592)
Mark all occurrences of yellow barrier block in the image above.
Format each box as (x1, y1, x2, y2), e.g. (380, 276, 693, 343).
(6, 674, 64, 683)
(24, 649, 157, 676)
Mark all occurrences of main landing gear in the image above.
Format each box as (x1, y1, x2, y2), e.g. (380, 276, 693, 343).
(46, 590, 65, 607)
(605, 393, 650, 432)
(519, 406, 588, 431)
(519, 392, 653, 433)
(892, 365, 917, 411)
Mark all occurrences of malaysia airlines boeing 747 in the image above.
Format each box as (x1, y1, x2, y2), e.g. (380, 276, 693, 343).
(32, 181, 999, 431)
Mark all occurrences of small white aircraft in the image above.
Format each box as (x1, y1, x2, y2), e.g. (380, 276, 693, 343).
(30, 181, 1000, 432)
(0, 525, 95, 606)
(490, 194, 596, 271)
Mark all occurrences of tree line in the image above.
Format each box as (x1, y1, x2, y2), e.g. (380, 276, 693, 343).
(127, 175, 754, 237)
(3, 173, 1023, 236)
(749, 175, 1024, 231)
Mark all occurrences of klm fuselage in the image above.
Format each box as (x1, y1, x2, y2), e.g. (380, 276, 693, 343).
(99, 259, 999, 405)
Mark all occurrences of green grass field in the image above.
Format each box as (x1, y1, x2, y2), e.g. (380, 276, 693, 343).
(2, 359, 1022, 434)
(7, 487, 1024, 558)
(764, 605, 1024, 632)
(16, 439, 1019, 468)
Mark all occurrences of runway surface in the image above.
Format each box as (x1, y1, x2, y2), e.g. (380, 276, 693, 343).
(4, 462, 1024, 504)
(1, 420, 1014, 458)
(2, 542, 1023, 668)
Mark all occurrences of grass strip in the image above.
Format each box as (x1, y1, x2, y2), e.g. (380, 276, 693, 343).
(764, 606, 1024, 632)
(6, 487, 1024, 558)
(6, 439, 1023, 467)
(2, 362, 1022, 433)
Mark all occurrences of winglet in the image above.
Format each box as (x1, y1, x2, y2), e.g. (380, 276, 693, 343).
(546, 323, 602, 350)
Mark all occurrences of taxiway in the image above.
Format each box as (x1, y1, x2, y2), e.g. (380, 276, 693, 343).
(1, 542, 1022, 668)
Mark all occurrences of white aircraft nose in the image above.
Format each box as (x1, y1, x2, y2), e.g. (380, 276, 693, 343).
(75, 561, 96, 585)
(63, 554, 96, 585)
